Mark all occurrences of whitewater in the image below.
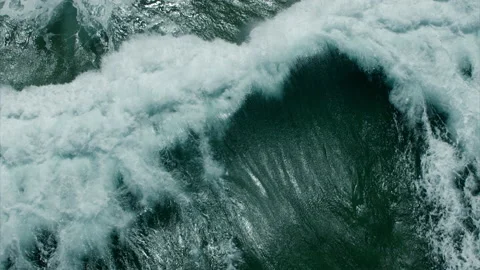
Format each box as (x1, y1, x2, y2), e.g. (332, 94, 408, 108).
(0, 0, 479, 269)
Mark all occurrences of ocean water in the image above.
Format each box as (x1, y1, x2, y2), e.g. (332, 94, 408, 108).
(0, 0, 479, 269)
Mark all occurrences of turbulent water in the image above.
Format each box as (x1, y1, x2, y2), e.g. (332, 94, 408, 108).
(0, 0, 479, 269)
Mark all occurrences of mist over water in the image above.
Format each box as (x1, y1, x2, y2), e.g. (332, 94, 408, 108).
(1, 0, 479, 269)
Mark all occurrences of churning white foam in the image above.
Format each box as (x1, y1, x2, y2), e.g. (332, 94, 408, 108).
(1, 0, 479, 268)
(0, 0, 64, 23)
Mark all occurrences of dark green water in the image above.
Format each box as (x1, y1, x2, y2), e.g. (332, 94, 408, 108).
(1, 0, 292, 89)
(2, 1, 463, 269)
(211, 53, 436, 269)
(2, 50, 439, 270)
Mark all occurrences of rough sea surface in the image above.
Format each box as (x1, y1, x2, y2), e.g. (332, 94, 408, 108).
(1, 0, 479, 269)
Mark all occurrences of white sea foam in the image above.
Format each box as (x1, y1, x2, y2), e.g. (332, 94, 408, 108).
(0, 0, 63, 22)
(1, 0, 479, 268)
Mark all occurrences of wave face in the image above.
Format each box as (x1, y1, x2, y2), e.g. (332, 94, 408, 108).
(1, 0, 479, 269)
(211, 54, 430, 269)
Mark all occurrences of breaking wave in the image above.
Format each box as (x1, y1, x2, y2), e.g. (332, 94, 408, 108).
(1, 0, 479, 269)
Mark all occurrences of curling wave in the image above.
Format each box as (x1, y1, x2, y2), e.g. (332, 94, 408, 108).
(1, 0, 479, 269)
